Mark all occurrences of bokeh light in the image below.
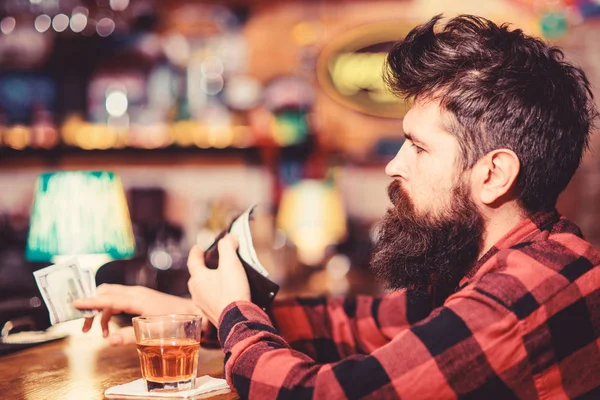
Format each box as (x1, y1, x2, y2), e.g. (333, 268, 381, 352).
(0, 17, 17, 35)
(110, 0, 130, 12)
(105, 89, 128, 117)
(201, 56, 224, 76)
(70, 13, 88, 33)
(34, 15, 52, 33)
(163, 34, 190, 66)
(96, 17, 115, 37)
(52, 14, 69, 33)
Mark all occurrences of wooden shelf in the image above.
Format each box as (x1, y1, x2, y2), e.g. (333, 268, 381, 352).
(0, 146, 263, 169)
(0, 145, 392, 171)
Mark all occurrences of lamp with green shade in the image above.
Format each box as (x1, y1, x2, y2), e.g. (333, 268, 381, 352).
(26, 171, 135, 273)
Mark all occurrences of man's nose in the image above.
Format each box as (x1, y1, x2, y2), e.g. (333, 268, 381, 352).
(385, 141, 409, 179)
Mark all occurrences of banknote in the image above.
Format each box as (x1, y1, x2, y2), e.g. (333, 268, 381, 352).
(79, 267, 98, 297)
(33, 258, 98, 325)
(228, 205, 270, 277)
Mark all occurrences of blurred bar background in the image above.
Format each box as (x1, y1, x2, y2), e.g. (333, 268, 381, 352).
(0, 0, 599, 333)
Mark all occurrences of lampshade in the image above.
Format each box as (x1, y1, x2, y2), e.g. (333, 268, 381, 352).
(277, 179, 347, 266)
(26, 171, 135, 262)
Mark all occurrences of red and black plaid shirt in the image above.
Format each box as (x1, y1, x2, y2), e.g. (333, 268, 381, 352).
(215, 210, 600, 399)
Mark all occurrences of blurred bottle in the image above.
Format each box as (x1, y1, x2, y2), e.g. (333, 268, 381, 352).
(0, 109, 6, 148)
(30, 104, 58, 149)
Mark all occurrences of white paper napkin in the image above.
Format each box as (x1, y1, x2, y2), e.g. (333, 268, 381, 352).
(105, 375, 230, 399)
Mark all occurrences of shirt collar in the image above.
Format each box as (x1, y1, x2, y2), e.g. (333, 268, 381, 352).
(458, 209, 561, 288)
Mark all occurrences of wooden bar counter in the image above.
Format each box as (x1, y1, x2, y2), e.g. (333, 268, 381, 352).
(0, 321, 236, 399)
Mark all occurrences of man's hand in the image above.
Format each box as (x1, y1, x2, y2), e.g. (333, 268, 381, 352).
(187, 234, 251, 326)
(73, 284, 200, 346)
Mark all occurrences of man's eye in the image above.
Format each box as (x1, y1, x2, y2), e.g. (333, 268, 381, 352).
(410, 143, 424, 154)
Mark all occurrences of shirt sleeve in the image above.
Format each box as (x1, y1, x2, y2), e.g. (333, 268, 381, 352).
(217, 289, 523, 400)
(266, 289, 433, 362)
(201, 289, 433, 358)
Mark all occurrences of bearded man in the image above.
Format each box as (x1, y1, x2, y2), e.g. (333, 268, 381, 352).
(77, 15, 600, 399)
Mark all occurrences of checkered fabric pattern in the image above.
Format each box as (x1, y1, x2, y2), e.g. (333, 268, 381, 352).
(216, 210, 600, 399)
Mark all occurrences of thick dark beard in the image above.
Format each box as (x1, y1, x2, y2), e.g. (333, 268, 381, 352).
(370, 180, 484, 294)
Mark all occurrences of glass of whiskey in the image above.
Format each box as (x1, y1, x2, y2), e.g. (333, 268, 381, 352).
(132, 314, 202, 392)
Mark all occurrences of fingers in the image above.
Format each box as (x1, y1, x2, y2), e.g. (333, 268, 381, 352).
(226, 233, 239, 249)
(82, 317, 94, 333)
(217, 234, 241, 270)
(81, 310, 134, 343)
(187, 245, 206, 277)
(73, 297, 116, 311)
(73, 283, 120, 310)
(77, 285, 121, 334)
(100, 308, 114, 338)
(73, 284, 140, 316)
(108, 333, 124, 346)
(108, 327, 136, 346)
(75, 284, 130, 336)
(79, 308, 114, 337)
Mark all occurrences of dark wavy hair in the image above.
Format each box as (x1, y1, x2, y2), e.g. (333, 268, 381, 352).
(384, 15, 598, 212)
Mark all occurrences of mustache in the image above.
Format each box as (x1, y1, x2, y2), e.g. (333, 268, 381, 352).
(386, 180, 425, 229)
(387, 180, 405, 208)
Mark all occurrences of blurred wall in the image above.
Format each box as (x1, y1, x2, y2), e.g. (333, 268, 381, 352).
(556, 20, 600, 247)
(1, 0, 598, 248)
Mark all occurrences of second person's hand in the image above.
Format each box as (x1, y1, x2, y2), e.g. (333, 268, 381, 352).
(73, 284, 201, 345)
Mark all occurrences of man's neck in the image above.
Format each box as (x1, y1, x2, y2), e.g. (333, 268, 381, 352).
(479, 203, 528, 259)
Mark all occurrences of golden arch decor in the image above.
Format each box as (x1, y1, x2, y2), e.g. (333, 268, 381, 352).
(317, 21, 416, 119)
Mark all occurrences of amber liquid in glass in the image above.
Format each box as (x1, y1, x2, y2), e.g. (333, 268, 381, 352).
(136, 338, 200, 388)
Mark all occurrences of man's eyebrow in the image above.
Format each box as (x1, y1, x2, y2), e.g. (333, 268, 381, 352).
(404, 132, 426, 145)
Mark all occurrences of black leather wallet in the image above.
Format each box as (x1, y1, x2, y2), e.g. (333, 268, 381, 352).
(204, 223, 280, 311)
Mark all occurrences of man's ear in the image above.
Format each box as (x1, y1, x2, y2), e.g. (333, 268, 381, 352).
(475, 149, 520, 205)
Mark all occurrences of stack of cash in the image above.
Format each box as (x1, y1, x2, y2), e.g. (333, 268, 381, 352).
(33, 258, 98, 325)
